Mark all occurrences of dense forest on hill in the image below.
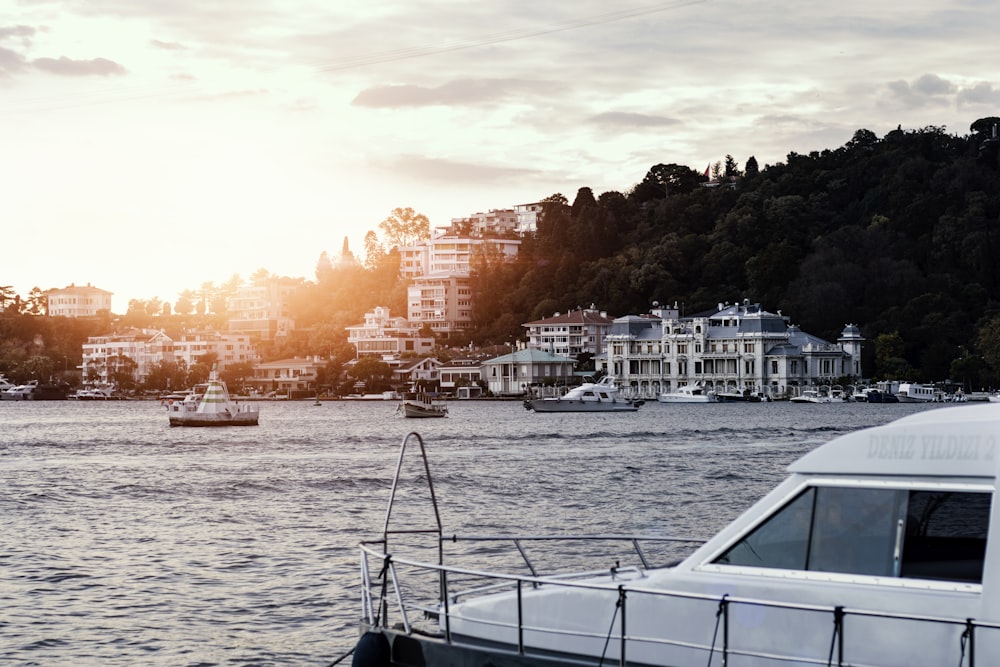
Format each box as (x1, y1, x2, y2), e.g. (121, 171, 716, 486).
(3, 118, 1000, 390)
(467, 119, 1000, 387)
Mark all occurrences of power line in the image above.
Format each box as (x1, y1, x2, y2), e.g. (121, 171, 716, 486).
(314, 0, 706, 72)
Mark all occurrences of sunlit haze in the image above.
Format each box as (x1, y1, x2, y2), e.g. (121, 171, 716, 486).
(3, 1, 998, 311)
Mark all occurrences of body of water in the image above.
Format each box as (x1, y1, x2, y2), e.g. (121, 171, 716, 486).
(1, 398, 946, 665)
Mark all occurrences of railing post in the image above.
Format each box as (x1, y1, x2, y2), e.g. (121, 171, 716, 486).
(721, 596, 729, 667)
(834, 606, 845, 667)
(618, 586, 627, 667)
(965, 618, 975, 667)
(441, 569, 451, 643)
(517, 581, 524, 654)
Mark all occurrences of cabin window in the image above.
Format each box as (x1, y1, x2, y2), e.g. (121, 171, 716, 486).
(715, 487, 990, 583)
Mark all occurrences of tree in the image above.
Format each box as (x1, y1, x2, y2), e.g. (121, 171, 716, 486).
(0, 286, 15, 311)
(873, 332, 915, 380)
(175, 290, 196, 315)
(977, 315, 1000, 382)
(348, 356, 393, 392)
(25, 288, 47, 315)
(220, 361, 255, 393)
(363, 230, 385, 271)
(378, 207, 430, 249)
(108, 354, 138, 392)
(316, 250, 334, 283)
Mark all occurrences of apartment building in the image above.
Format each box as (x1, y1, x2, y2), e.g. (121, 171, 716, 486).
(345, 306, 435, 357)
(523, 307, 615, 359)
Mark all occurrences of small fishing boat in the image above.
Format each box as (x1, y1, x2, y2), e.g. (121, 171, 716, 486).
(524, 376, 642, 412)
(354, 403, 1000, 667)
(398, 392, 448, 418)
(165, 367, 259, 427)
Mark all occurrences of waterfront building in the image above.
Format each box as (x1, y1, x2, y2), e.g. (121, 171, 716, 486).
(81, 329, 258, 386)
(481, 348, 575, 397)
(439, 358, 485, 397)
(599, 300, 863, 400)
(345, 306, 435, 358)
(47, 283, 112, 317)
(523, 307, 615, 359)
(248, 357, 323, 397)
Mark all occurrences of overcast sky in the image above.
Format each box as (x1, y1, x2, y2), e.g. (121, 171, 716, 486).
(3, 0, 998, 312)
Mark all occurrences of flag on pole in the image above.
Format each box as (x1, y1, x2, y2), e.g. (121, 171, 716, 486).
(704, 164, 710, 179)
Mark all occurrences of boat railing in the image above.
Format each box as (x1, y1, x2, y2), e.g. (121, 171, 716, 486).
(360, 541, 1000, 666)
(360, 431, 1000, 667)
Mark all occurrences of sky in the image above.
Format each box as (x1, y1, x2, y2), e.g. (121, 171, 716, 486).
(3, 0, 999, 313)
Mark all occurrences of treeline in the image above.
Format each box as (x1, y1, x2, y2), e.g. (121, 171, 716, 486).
(467, 119, 1000, 388)
(3, 120, 1000, 389)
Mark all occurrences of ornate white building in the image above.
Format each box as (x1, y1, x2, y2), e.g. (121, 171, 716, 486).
(600, 300, 864, 400)
(47, 283, 113, 317)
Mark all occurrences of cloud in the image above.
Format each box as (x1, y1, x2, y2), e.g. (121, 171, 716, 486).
(0, 45, 28, 77)
(587, 111, 681, 130)
(32, 56, 127, 76)
(378, 154, 544, 185)
(0, 25, 36, 77)
(352, 78, 553, 108)
(151, 39, 186, 51)
(957, 82, 1000, 107)
(0, 25, 36, 42)
(885, 73, 957, 108)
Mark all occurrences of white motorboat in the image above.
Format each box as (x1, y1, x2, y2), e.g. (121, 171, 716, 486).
(397, 392, 448, 418)
(524, 376, 643, 412)
(657, 383, 717, 403)
(1, 380, 37, 400)
(355, 404, 1000, 667)
(165, 367, 259, 427)
(790, 389, 830, 403)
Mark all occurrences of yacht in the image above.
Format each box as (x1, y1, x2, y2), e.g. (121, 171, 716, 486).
(355, 404, 1000, 667)
(524, 376, 643, 412)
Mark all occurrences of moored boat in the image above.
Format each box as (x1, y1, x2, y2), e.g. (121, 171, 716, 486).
(356, 404, 1000, 667)
(524, 376, 642, 412)
(397, 392, 448, 418)
(790, 388, 830, 403)
(657, 383, 717, 403)
(896, 382, 938, 403)
(166, 367, 259, 427)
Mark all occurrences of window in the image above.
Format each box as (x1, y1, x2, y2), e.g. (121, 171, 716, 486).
(715, 487, 990, 583)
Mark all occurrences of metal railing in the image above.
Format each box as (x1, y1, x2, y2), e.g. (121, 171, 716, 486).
(360, 541, 1000, 666)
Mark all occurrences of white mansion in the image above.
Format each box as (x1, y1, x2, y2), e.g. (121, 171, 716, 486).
(599, 300, 863, 400)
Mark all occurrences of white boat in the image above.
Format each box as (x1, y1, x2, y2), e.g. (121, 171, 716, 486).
(355, 404, 1000, 667)
(165, 367, 259, 427)
(397, 392, 448, 418)
(1, 380, 37, 400)
(524, 376, 643, 412)
(896, 382, 938, 403)
(71, 384, 117, 400)
(657, 383, 717, 403)
(790, 388, 830, 403)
